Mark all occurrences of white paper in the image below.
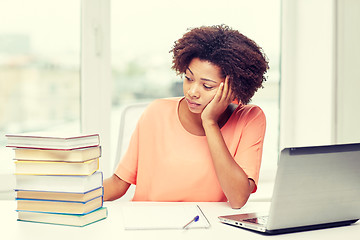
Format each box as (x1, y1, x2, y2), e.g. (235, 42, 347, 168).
(121, 203, 210, 230)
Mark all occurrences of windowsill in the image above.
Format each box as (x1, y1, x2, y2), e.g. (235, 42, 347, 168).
(0, 166, 277, 201)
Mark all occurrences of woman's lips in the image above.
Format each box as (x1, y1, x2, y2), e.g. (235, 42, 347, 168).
(186, 98, 201, 108)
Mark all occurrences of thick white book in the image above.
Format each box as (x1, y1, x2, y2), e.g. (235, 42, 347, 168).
(15, 171, 103, 193)
(6, 132, 100, 150)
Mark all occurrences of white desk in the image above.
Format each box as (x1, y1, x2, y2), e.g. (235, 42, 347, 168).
(1, 200, 359, 240)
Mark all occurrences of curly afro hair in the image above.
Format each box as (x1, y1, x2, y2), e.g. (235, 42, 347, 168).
(170, 24, 269, 104)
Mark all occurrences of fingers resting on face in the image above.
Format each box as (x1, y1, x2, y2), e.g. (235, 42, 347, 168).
(217, 76, 233, 104)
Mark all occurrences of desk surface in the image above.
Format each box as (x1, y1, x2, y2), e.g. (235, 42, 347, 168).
(1, 200, 359, 240)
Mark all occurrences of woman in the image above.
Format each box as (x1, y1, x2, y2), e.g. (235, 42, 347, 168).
(104, 24, 269, 209)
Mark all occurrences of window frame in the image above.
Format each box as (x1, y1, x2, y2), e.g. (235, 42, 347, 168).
(81, 0, 112, 177)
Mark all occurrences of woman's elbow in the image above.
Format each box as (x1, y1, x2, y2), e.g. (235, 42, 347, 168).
(228, 179, 255, 209)
(228, 195, 250, 209)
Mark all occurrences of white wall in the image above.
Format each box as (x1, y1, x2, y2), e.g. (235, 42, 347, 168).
(280, 0, 360, 149)
(336, 0, 360, 144)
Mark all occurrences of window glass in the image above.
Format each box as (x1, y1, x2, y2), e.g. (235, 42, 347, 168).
(111, 0, 280, 174)
(0, 0, 81, 193)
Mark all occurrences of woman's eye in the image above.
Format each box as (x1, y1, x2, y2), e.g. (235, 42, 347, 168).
(203, 85, 213, 90)
(185, 76, 193, 81)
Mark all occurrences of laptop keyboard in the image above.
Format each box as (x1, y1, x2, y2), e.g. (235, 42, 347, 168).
(243, 216, 268, 225)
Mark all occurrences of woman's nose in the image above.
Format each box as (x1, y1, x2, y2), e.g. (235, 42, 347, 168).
(188, 84, 200, 98)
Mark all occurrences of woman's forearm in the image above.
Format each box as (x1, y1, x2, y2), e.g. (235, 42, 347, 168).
(103, 174, 131, 201)
(203, 121, 254, 209)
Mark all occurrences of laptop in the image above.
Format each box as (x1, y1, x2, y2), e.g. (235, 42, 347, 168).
(219, 143, 360, 234)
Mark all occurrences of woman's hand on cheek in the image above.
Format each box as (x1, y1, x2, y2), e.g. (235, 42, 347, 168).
(201, 76, 233, 126)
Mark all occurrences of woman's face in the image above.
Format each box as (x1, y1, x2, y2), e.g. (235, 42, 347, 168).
(183, 58, 224, 114)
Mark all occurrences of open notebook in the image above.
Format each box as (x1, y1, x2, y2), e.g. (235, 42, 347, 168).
(121, 203, 210, 230)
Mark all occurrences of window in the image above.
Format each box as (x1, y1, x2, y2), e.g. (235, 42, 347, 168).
(0, 0, 81, 197)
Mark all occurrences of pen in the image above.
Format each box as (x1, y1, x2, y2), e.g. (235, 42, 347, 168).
(183, 215, 200, 229)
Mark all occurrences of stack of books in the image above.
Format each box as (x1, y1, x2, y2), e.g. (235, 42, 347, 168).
(5, 133, 108, 227)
